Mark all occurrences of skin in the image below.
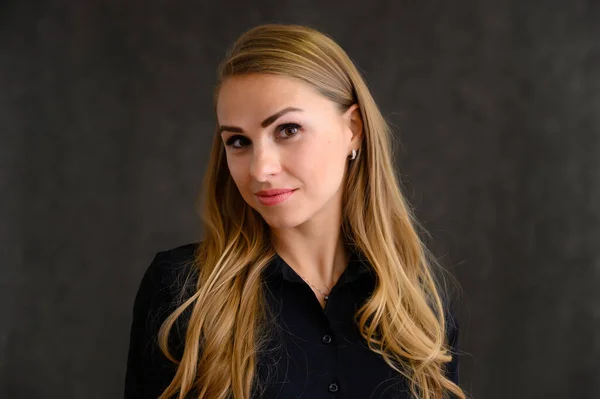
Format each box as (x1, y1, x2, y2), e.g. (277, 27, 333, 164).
(216, 73, 363, 307)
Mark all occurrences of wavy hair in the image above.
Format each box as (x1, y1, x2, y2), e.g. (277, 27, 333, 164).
(156, 24, 466, 399)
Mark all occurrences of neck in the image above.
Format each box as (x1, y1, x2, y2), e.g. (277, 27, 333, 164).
(270, 214, 348, 288)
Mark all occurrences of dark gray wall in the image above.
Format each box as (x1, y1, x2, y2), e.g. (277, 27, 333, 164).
(1, 1, 599, 398)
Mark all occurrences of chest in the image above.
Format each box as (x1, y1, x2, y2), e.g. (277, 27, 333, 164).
(254, 276, 414, 399)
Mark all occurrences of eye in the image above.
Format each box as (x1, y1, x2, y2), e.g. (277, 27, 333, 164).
(224, 123, 301, 150)
(225, 135, 250, 149)
(277, 123, 301, 139)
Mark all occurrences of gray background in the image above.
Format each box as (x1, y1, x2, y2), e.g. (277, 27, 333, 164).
(1, 1, 599, 398)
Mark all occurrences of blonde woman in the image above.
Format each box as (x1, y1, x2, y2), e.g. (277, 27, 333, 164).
(125, 24, 466, 399)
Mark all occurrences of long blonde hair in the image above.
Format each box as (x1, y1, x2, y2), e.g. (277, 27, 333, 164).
(157, 24, 466, 399)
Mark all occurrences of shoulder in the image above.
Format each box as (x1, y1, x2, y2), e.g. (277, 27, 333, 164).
(143, 243, 199, 285)
(125, 242, 199, 397)
(141, 243, 199, 292)
(132, 242, 200, 326)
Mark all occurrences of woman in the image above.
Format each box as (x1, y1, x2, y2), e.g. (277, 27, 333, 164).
(125, 24, 466, 399)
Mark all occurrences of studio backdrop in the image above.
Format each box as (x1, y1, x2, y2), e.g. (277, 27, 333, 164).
(1, 1, 599, 398)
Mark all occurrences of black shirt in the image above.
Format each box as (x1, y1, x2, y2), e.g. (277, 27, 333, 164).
(125, 243, 460, 398)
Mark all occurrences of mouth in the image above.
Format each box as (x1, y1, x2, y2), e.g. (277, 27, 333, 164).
(255, 189, 297, 206)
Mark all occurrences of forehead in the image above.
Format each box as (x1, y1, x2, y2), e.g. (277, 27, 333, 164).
(216, 74, 334, 123)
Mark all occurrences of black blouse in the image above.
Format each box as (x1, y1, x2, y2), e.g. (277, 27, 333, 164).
(124, 243, 460, 398)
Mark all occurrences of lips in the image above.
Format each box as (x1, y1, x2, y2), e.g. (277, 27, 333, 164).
(255, 188, 297, 206)
(254, 188, 295, 197)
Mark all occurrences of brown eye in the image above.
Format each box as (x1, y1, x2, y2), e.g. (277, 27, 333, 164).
(277, 123, 301, 138)
(225, 135, 250, 148)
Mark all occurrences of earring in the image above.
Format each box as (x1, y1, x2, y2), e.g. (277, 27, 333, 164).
(350, 149, 357, 160)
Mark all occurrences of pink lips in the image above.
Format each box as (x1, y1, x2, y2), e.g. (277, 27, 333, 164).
(255, 189, 297, 206)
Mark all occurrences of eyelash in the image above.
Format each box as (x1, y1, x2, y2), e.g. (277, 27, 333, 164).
(225, 123, 302, 149)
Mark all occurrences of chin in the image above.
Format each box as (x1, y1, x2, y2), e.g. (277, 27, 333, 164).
(259, 212, 306, 230)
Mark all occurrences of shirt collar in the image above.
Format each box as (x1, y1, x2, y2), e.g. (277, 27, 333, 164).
(263, 247, 373, 286)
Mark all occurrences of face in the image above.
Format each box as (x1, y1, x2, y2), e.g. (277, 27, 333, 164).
(216, 73, 362, 230)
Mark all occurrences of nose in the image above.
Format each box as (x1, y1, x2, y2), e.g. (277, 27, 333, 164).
(249, 144, 281, 182)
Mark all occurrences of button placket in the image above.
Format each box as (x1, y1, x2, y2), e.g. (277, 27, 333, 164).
(328, 382, 340, 393)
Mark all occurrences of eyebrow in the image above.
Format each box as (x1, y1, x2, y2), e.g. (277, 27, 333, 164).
(218, 107, 303, 134)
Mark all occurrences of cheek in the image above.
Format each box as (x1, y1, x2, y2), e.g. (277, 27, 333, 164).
(226, 157, 249, 191)
(296, 128, 339, 162)
(292, 136, 346, 189)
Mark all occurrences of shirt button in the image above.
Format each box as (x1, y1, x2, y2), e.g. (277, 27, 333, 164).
(328, 382, 339, 393)
(322, 334, 333, 344)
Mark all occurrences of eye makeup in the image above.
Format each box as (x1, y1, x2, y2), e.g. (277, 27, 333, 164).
(224, 122, 303, 149)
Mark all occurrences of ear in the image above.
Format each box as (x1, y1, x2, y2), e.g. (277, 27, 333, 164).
(343, 103, 363, 147)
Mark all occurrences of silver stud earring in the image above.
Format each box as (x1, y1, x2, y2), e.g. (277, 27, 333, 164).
(350, 149, 357, 160)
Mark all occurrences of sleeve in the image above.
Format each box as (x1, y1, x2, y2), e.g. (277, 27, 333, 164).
(444, 307, 460, 386)
(124, 251, 182, 399)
